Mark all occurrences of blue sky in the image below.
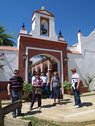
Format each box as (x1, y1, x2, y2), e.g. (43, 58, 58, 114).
(0, 0, 95, 46)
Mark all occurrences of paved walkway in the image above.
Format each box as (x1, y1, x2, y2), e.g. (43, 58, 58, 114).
(3, 91, 95, 123)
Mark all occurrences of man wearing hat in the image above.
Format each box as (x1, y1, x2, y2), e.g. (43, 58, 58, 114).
(71, 68, 82, 108)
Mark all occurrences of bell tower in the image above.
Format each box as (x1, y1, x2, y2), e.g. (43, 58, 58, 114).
(30, 6, 58, 41)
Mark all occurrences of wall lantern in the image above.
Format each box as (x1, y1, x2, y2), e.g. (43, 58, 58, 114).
(23, 54, 28, 61)
(64, 57, 68, 62)
(23, 54, 28, 66)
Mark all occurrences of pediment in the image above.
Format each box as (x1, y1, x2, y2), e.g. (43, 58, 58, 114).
(34, 10, 54, 17)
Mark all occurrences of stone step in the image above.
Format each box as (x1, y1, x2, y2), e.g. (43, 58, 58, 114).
(80, 86, 88, 93)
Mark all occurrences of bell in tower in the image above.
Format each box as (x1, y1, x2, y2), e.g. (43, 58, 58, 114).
(30, 6, 57, 41)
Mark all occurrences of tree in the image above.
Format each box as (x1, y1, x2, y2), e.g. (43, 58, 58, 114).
(0, 25, 16, 46)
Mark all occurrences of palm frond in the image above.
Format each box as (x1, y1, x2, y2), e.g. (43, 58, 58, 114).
(0, 25, 16, 46)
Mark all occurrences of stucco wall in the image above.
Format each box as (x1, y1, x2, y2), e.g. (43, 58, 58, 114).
(68, 53, 84, 83)
(0, 49, 18, 81)
(68, 30, 95, 90)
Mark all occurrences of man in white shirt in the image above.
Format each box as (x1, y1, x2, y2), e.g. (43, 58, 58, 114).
(40, 72, 49, 97)
(71, 68, 82, 108)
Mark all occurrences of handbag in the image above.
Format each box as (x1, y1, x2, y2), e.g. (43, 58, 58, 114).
(35, 88, 42, 95)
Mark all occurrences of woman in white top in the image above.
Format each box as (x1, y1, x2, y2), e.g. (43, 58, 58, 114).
(31, 71, 37, 84)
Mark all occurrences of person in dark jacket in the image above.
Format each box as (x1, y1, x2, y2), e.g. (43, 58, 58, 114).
(7, 70, 24, 118)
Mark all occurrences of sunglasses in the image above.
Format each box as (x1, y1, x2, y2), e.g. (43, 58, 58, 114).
(14, 72, 18, 74)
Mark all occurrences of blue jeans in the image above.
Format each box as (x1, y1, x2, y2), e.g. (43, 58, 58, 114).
(72, 88, 81, 106)
(11, 90, 22, 116)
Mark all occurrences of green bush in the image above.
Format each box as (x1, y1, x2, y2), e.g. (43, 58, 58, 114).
(23, 81, 32, 93)
(63, 81, 72, 90)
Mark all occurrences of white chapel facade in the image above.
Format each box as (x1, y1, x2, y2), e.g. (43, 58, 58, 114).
(0, 7, 95, 97)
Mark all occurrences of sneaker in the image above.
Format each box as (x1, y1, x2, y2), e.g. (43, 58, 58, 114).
(38, 107, 41, 111)
(57, 100, 61, 104)
(77, 104, 82, 108)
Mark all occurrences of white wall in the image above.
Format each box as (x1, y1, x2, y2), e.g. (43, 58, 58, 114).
(0, 50, 18, 81)
(68, 30, 95, 90)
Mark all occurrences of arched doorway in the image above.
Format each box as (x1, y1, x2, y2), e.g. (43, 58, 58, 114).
(29, 54, 61, 84)
(18, 34, 68, 84)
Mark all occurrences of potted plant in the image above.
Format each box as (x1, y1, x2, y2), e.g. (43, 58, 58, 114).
(23, 81, 32, 99)
(63, 81, 72, 94)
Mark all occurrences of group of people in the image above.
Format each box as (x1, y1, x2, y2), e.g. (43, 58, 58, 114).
(30, 71, 61, 110)
(7, 68, 82, 118)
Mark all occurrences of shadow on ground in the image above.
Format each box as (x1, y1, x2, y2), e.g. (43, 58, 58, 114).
(24, 108, 42, 116)
(42, 104, 55, 108)
(60, 98, 72, 105)
(81, 102, 93, 107)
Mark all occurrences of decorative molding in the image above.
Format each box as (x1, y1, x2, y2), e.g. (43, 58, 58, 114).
(25, 46, 64, 83)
